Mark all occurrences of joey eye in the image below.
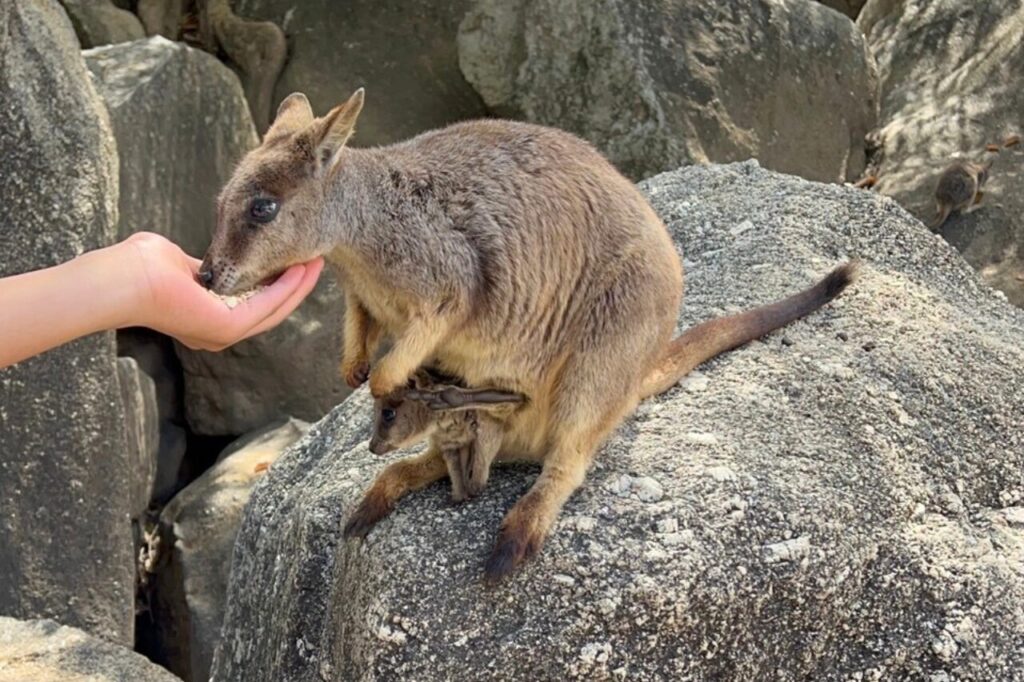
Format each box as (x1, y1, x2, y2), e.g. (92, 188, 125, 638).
(249, 197, 280, 224)
(381, 408, 396, 424)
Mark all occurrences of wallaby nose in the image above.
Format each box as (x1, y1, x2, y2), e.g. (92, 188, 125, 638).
(197, 268, 215, 289)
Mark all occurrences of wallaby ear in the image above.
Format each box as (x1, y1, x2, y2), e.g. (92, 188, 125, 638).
(265, 93, 314, 141)
(314, 88, 365, 168)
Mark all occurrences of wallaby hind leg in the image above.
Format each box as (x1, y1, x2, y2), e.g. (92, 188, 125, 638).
(483, 377, 641, 582)
(344, 446, 448, 538)
(483, 424, 606, 584)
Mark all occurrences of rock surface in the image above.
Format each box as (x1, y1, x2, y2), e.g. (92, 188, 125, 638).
(137, 0, 183, 39)
(859, 0, 1024, 307)
(197, 0, 287, 133)
(458, 0, 877, 181)
(0, 616, 180, 682)
(0, 0, 133, 645)
(118, 329, 188, 505)
(58, 0, 144, 47)
(150, 419, 309, 682)
(116, 357, 160, 519)
(84, 36, 258, 259)
(214, 162, 1024, 681)
(234, 0, 486, 146)
(175, 275, 350, 436)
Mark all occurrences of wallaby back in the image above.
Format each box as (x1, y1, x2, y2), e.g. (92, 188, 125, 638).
(639, 262, 860, 398)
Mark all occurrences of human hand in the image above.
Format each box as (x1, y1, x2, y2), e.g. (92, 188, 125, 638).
(121, 232, 323, 350)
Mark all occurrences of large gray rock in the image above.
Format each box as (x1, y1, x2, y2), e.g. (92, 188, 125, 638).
(58, 0, 145, 47)
(118, 329, 188, 504)
(234, 0, 486, 145)
(116, 356, 160, 519)
(0, 0, 133, 645)
(175, 275, 349, 436)
(458, 0, 877, 181)
(0, 616, 180, 682)
(859, 0, 1024, 307)
(150, 419, 309, 682)
(213, 162, 1024, 681)
(84, 36, 258, 259)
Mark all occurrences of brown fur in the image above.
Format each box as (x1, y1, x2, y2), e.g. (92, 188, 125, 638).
(368, 369, 525, 502)
(931, 160, 990, 230)
(204, 90, 859, 581)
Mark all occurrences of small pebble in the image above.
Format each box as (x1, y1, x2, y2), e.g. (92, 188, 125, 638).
(763, 535, 811, 563)
(1001, 507, 1024, 527)
(684, 432, 719, 446)
(632, 476, 664, 502)
(656, 517, 678, 534)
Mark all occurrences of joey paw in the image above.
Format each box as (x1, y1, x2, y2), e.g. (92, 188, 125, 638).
(368, 367, 402, 399)
(343, 493, 392, 539)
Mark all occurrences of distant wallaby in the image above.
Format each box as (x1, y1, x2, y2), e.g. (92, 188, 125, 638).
(931, 160, 990, 230)
(361, 369, 524, 516)
(201, 88, 858, 581)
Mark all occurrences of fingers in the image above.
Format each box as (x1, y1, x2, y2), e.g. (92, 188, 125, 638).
(174, 258, 324, 350)
(240, 258, 324, 339)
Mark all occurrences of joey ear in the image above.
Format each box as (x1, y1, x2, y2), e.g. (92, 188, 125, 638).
(314, 88, 365, 168)
(449, 390, 526, 412)
(265, 93, 314, 141)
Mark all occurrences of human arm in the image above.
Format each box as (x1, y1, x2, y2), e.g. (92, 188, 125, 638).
(0, 232, 323, 368)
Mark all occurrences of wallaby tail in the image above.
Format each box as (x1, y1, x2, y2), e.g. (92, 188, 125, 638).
(639, 261, 861, 399)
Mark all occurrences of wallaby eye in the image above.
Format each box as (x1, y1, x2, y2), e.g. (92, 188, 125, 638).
(381, 408, 396, 424)
(249, 197, 280, 224)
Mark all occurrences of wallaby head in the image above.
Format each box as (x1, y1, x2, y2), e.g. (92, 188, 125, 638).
(199, 89, 365, 294)
(369, 389, 434, 455)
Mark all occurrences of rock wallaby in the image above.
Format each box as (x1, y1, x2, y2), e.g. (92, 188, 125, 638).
(931, 160, 990, 230)
(363, 368, 525, 510)
(201, 88, 859, 581)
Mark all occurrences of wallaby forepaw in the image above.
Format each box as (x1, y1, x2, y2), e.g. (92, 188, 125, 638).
(342, 359, 370, 389)
(343, 493, 392, 539)
(368, 366, 403, 399)
(483, 524, 542, 585)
